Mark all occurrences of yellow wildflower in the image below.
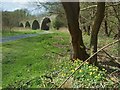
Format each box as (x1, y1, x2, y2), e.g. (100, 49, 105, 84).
(71, 70, 74, 72)
(95, 76, 98, 79)
(61, 73, 66, 77)
(89, 72, 93, 75)
(79, 69, 82, 73)
(110, 77, 117, 82)
(102, 68, 105, 71)
(93, 67, 98, 71)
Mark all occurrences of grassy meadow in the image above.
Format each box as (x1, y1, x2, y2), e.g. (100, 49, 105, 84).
(2, 28, 119, 88)
(2, 29, 70, 88)
(2, 28, 44, 37)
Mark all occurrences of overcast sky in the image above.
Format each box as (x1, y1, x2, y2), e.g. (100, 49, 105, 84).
(1, 0, 43, 11)
(1, 0, 59, 12)
(1, 0, 118, 12)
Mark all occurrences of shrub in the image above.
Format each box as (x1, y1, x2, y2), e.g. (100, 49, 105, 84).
(53, 19, 64, 30)
(53, 15, 67, 30)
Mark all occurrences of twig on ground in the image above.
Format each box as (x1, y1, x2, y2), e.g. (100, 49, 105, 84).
(102, 49, 116, 61)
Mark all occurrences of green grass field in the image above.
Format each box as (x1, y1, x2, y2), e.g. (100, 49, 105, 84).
(2, 29, 119, 88)
(2, 31, 70, 88)
(2, 28, 43, 37)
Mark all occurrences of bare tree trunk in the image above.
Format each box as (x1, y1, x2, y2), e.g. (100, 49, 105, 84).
(90, 2, 105, 65)
(83, 26, 87, 33)
(87, 25, 90, 35)
(62, 2, 89, 61)
(104, 8, 109, 37)
(104, 20, 109, 36)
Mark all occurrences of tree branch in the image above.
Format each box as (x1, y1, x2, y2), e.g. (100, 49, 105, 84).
(80, 3, 120, 11)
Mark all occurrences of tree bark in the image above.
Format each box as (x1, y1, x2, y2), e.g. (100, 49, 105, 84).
(62, 2, 89, 61)
(87, 25, 90, 35)
(104, 9, 109, 37)
(104, 20, 109, 37)
(90, 2, 105, 65)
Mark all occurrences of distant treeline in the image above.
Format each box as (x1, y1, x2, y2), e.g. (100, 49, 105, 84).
(2, 9, 35, 29)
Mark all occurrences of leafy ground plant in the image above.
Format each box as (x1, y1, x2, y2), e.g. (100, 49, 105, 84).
(42, 59, 119, 88)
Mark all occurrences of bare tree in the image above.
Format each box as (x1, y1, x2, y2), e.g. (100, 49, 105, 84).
(61, 2, 89, 61)
(90, 2, 105, 65)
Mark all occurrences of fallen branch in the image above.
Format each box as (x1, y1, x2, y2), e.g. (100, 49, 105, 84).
(109, 69, 120, 76)
(107, 69, 120, 84)
(112, 56, 120, 60)
(102, 49, 116, 61)
(58, 39, 120, 88)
